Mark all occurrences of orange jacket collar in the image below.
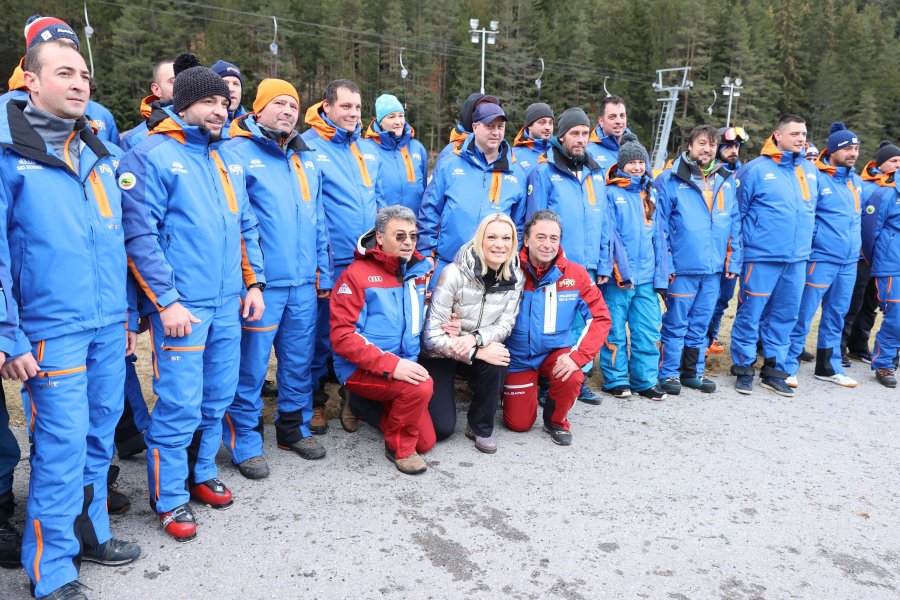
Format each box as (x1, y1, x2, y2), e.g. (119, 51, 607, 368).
(227, 113, 255, 139)
(861, 160, 893, 186)
(304, 102, 335, 141)
(148, 116, 186, 144)
(513, 126, 533, 149)
(760, 134, 785, 163)
(815, 151, 837, 177)
(7, 58, 25, 91)
(140, 95, 160, 119)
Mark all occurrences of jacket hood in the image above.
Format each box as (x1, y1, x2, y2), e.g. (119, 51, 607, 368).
(304, 101, 360, 144)
(459, 92, 484, 132)
(606, 164, 648, 190)
(140, 94, 161, 119)
(514, 126, 551, 151)
(458, 134, 516, 172)
(147, 104, 215, 145)
(7, 58, 25, 91)
(862, 160, 895, 187)
(815, 151, 854, 181)
(589, 125, 630, 151)
(364, 118, 414, 148)
(448, 126, 468, 148)
(355, 227, 427, 276)
(761, 133, 804, 166)
(229, 113, 309, 153)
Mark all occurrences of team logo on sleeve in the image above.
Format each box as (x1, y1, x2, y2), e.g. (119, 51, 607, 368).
(117, 172, 137, 190)
(527, 184, 533, 195)
(337, 283, 352, 295)
(866, 205, 875, 214)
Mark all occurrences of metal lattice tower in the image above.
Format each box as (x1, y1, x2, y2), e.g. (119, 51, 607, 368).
(650, 67, 693, 172)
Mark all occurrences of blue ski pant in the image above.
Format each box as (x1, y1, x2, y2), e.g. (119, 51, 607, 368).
(21, 323, 124, 597)
(786, 261, 856, 376)
(145, 300, 240, 514)
(659, 273, 720, 379)
(599, 282, 661, 391)
(224, 284, 317, 464)
(730, 261, 806, 374)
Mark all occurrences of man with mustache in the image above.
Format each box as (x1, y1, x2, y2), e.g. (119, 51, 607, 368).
(118, 53, 265, 543)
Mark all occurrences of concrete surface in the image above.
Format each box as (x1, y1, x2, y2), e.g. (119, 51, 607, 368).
(1, 359, 898, 599)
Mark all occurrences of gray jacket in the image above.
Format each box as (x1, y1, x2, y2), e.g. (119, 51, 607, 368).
(422, 241, 524, 362)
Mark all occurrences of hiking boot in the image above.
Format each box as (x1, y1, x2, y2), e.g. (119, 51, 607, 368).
(876, 368, 897, 388)
(636, 385, 667, 401)
(385, 450, 427, 475)
(278, 436, 326, 460)
(0, 520, 21, 569)
(106, 465, 131, 515)
(82, 538, 141, 566)
(464, 426, 497, 454)
(735, 374, 754, 395)
(841, 355, 852, 368)
(659, 377, 682, 396)
(115, 431, 147, 459)
(338, 387, 358, 433)
(236, 455, 270, 480)
(760, 376, 795, 397)
(577, 383, 601, 405)
(310, 405, 329, 435)
(785, 375, 799, 388)
(189, 478, 234, 510)
(261, 379, 278, 397)
(798, 350, 814, 362)
(681, 376, 716, 393)
(158, 503, 196, 542)
(707, 339, 725, 355)
(604, 385, 631, 399)
(543, 424, 573, 446)
(814, 373, 857, 387)
(43, 581, 88, 600)
(847, 350, 872, 364)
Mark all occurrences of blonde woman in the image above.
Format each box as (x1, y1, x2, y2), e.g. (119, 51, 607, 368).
(420, 213, 524, 453)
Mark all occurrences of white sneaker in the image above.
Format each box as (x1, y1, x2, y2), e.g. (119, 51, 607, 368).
(814, 373, 858, 388)
(785, 375, 799, 388)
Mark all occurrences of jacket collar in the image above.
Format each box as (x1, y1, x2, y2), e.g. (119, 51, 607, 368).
(304, 102, 360, 145)
(589, 125, 630, 151)
(229, 113, 310, 154)
(364, 119, 413, 149)
(815, 151, 853, 181)
(1, 98, 109, 173)
(862, 160, 894, 187)
(519, 246, 568, 285)
(606, 164, 648, 190)
(6, 57, 25, 92)
(458, 134, 515, 172)
(147, 104, 219, 146)
(672, 153, 726, 184)
(513, 126, 550, 153)
(355, 228, 428, 279)
(544, 143, 600, 177)
(760, 133, 804, 166)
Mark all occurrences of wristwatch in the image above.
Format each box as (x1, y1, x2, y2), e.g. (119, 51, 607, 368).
(474, 332, 484, 348)
(248, 282, 266, 291)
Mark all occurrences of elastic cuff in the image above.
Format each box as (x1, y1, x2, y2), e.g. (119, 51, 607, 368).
(730, 364, 755, 376)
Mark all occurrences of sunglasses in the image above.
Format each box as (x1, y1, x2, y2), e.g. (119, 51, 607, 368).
(389, 231, 418, 243)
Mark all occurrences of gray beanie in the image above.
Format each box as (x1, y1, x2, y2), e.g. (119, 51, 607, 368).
(524, 102, 554, 127)
(556, 107, 591, 138)
(617, 133, 650, 170)
(876, 140, 900, 169)
(172, 53, 231, 114)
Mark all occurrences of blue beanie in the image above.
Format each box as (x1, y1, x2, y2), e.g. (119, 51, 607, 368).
(375, 94, 404, 123)
(827, 122, 859, 155)
(210, 60, 243, 85)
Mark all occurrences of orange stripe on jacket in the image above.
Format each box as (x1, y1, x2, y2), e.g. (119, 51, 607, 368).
(349, 143, 373, 187)
(400, 146, 416, 183)
(89, 171, 114, 217)
(585, 175, 597, 206)
(128, 257, 163, 311)
(211, 151, 239, 213)
(794, 165, 811, 201)
(489, 172, 503, 203)
(846, 180, 860, 213)
(290, 155, 312, 201)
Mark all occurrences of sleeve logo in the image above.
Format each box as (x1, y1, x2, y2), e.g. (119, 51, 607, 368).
(117, 172, 137, 190)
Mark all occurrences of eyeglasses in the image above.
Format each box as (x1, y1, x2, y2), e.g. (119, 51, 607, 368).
(391, 232, 418, 243)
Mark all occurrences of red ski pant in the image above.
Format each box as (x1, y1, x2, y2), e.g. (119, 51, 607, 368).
(345, 369, 434, 458)
(502, 348, 584, 432)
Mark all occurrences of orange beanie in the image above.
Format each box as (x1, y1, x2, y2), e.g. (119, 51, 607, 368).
(253, 78, 300, 114)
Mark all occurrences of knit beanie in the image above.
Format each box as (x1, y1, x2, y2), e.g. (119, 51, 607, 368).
(253, 79, 299, 114)
(375, 94, 404, 123)
(210, 60, 243, 85)
(24, 15, 80, 50)
(524, 102, 554, 127)
(555, 107, 590, 138)
(827, 122, 859, 155)
(875, 140, 900, 169)
(172, 54, 231, 114)
(617, 133, 650, 170)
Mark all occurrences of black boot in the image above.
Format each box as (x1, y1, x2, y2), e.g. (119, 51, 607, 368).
(106, 465, 131, 515)
(0, 490, 20, 569)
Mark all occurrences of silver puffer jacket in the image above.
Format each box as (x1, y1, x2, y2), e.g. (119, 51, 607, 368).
(422, 241, 524, 362)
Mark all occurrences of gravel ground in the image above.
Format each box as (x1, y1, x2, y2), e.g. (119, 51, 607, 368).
(0, 354, 898, 599)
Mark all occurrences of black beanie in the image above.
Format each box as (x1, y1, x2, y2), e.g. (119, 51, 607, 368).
(876, 140, 900, 169)
(172, 53, 231, 114)
(524, 102, 554, 127)
(555, 107, 590, 138)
